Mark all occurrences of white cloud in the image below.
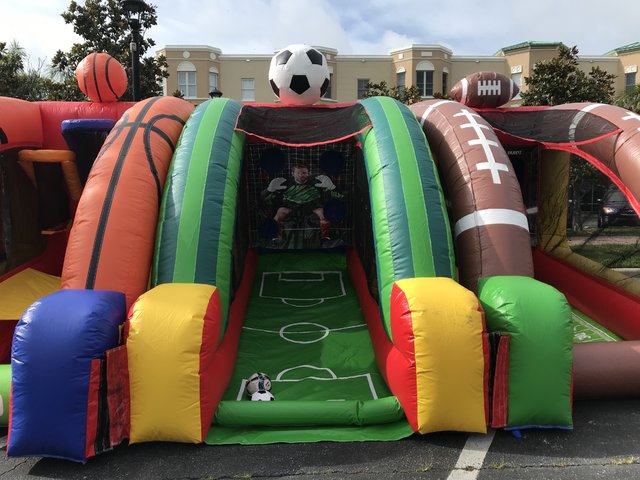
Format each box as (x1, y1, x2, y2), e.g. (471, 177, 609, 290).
(2, 0, 639, 67)
(3, 1, 81, 66)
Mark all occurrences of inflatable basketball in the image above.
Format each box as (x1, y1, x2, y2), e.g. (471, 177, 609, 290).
(75, 52, 128, 103)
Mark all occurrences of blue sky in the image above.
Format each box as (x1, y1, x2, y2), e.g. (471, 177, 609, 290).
(3, 0, 639, 67)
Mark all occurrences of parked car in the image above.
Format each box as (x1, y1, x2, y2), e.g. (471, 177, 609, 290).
(597, 187, 639, 228)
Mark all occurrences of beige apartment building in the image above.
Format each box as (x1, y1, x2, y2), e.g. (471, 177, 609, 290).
(157, 41, 640, 105)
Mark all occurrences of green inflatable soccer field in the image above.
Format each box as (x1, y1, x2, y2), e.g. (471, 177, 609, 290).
(206, 252, 413, 444)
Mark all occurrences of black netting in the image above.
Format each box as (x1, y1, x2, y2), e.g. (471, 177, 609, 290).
(245, 141, 356, 250)
(236, 104, 371, 146)
(479, 109, 619, 145)
(353, 147, 378, 301)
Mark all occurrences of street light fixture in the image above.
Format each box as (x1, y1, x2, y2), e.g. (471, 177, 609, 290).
(209, 88, 223, 98)
(122, 0, 147, 101)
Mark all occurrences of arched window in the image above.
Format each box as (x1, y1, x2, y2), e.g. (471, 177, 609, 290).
(416, 60, 434, 97)
(177, 61, 197, 98)
(396, 67, 406, 93)
(209, 66, 219, 94)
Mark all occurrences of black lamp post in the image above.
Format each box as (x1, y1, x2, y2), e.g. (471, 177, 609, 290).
(122, 0, 146, 101)
(209, 88, 223, 98)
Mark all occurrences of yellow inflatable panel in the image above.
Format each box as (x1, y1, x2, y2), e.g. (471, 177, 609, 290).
(127, 283, 219, 443)
(0, 268, 61, 320)
(396, 277, 487, 434)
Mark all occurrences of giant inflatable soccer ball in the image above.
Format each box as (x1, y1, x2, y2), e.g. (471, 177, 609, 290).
(269, 44, 330, 105)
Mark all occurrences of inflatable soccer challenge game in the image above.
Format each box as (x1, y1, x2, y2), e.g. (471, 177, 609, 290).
(1, 45, 640, 462)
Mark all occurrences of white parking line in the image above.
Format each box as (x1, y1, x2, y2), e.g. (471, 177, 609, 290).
(447, 430, 496, 480)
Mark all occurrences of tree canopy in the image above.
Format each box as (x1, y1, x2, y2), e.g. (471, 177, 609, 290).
(0, 41, 25, 98)
(615, 85, 640, 114)
(520, 45, 618, 232)
(0, 41, 72, 101)
(51, 0, 167, 100)
(362, 80, 423, 105)
(521, 45, 616, 106)
(1, 1, 168, 101)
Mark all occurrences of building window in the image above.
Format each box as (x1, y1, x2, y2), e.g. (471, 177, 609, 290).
(416, 71, 433, 97)
(415, 61, 434, 97)
(396, 71, 406, 94)
(357, 78, 369, 99)
(626, 72, 637, 92)
(242, 78, 255, 101)
(442, 71, 448, 95)
(177, 61, 197, 98)
(511, 72, 522, 99)
(209, 71, 218, 92)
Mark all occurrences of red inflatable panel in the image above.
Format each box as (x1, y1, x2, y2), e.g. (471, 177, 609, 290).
(0, 97, 43, 151)
(347, 249, 419, 432)
(37, 101, 134, 150)
(533, 248, 640, 340)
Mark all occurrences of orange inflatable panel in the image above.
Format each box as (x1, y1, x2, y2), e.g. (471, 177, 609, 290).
(62, 97, 194, 307)
(0, 97, 43, 151)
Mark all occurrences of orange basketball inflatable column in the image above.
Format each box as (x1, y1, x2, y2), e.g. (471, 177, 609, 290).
(61, 96, 195, 307)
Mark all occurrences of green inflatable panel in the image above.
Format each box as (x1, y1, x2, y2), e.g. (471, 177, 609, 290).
(478, 276, 573, 429)
(357, 96, 455, 338)
(215, 396, 405, 427)
(0, 364, 9, 425)
(153, 98, 246, 338)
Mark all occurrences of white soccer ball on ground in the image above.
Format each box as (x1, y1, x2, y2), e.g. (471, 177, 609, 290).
(246, 372, 272, 395)
(251, 390, 275, 401)
(268, 44, 330, 105)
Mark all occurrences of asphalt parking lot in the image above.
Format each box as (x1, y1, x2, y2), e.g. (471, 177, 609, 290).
(1, 397, 639, 479)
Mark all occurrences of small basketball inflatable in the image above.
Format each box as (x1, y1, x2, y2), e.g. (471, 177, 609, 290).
(75, 52, 128, 103)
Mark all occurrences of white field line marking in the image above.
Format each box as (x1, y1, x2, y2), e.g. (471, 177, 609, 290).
(571, 312, 617, 342)
(447, 430, 496, 480)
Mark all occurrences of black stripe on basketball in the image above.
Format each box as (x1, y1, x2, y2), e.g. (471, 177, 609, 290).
(85, 97, 160, 288)
(105, 56, 118, 99)
(92, 53, 103, 103)
(143, 114, 187, 203)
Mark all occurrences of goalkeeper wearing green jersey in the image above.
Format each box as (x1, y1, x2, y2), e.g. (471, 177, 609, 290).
(263, 164, 338, 241)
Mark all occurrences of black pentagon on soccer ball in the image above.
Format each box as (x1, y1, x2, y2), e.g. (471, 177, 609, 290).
(306, 48, 323, 66)
(320, 77, 330, 97)
(275, 49, 293, 66)
(270, 79, 280, 97)
(290, 75, 311, 95)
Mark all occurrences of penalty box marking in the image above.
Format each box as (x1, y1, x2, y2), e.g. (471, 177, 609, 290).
(259, 271, 346, 307)
(236, 364, 379, 401)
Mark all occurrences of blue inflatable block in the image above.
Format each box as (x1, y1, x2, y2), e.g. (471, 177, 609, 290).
(8, 289, 125, 462)
(61, 118, 116, 134)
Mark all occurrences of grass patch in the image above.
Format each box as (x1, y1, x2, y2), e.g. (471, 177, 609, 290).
(611, 456, 638, 465)
(577, 226, 640, 236)
(573, 244, 640, 268)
